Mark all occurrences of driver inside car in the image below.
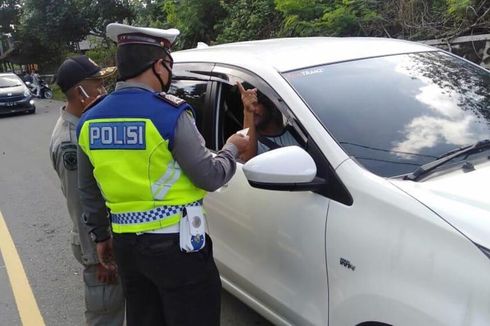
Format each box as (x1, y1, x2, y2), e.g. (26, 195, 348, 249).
(237, 81, 300, 162)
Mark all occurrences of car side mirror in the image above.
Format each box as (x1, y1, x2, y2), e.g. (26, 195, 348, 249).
(243, 146, 326, 191)
(25, 81, 31, 86)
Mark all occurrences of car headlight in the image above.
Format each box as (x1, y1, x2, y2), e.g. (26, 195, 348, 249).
(24, 89, 31, 97)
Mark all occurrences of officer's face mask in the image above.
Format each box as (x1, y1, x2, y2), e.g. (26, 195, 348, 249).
(153, 56, 173, 93)
(161, 59, 173, 93)
(162, 56, 173, 70)
(160, 49, 173, 92)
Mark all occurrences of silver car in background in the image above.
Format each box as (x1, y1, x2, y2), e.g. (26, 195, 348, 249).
(0, 73, 36, 115)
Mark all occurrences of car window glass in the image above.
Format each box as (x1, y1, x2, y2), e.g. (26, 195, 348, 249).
(168, 80, 208, 133)
(283, 51, 490, 177)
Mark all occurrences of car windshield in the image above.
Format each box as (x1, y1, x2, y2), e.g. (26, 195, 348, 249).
(0, 75, 23, 88)
(283, 51, 490, 177)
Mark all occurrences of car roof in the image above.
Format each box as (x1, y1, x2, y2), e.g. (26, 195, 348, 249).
(0, 73, 18, 77)
(173, 37, 436, 72)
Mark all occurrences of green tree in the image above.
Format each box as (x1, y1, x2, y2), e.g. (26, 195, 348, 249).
(0, 0, 21, 33)
(79, 0, 135, 38)
(444, 0, 489, 37)
(275, 0, 383, 37)
(11, 0, 89, 68)
(216, 0, 282, 44)
(379, 0, 489, 40)
(275, 0, 327, 20)
(21, 0, 89, 45)
(0, 0, 20, 70)
(163, 0, 225, 49)
(132, 0, 168, 28)
(10, 0, 134, 70)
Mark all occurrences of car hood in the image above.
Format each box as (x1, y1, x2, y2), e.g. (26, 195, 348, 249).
(0, 85, 25, 96)
(390, 160, 490, 248)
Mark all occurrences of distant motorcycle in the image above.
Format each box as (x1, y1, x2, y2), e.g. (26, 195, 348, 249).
(26, 79, 53, 99)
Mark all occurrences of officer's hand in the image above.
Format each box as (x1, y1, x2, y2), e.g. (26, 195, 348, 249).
(96, 238, 118, 272)
(237, 82, 257, 113)
(226, 133, 250, 155)
(96, 263, 118, 284)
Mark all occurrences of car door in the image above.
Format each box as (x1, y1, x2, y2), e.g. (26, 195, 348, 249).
(203, 65, 335, 326)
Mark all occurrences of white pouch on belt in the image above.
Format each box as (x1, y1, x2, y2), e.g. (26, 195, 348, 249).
(179, 206, 206, 252)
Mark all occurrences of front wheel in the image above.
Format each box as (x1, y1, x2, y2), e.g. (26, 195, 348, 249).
(43, 89, 53, 99)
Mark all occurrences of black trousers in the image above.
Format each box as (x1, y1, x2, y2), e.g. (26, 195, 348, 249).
(113, 233, 221, 326)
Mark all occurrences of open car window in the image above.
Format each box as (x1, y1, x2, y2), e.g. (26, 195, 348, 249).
(216, 81, 305, 156)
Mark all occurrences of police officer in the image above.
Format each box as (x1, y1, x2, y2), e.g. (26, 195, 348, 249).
(49, 55, 125, 325)
(76, 23, 249, 326)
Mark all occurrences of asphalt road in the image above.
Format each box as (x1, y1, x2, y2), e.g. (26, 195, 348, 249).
(0, 99, 272, 326)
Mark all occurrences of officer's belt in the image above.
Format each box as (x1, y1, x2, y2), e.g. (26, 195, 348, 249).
(141, 223, 180, 235)
(111, 200, 203, 226)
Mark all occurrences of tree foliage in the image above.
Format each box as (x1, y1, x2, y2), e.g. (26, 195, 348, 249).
(80, 0, 135, 37)
(0, 0, 21, 33)
(381, 0, 489, 39)
(132, 0, 168, 28)
(136, 0, 488, 47)
(7, 0, 133, 68)
(163, 0, 225, 49)
(216, 0, 282, 43)
(4, 0, 489, 71)
(21, 0, 89, 44)
(276, 0, 384, 37)
(275, 0, 489, 39)
(12, 0, 89, 66)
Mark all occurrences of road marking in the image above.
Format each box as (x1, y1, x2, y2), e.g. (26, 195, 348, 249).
(0, 210, 45, 326)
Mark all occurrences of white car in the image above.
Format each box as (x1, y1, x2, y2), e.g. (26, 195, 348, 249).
(170, 38, 490, 326)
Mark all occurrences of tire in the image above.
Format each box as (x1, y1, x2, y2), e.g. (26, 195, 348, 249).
(43, 89, 53, 99)
(28, 106, 36, 114)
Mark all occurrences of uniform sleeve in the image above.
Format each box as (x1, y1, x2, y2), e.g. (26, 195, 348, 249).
(172, 112, 238, 192)
(77, 145, 111, 242)
(51, 142, 84, 233)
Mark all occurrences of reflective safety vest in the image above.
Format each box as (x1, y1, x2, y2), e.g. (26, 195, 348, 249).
(77, 88, 206, 233)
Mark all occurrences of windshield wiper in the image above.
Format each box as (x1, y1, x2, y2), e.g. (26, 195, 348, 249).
(403, 139, 490, 181)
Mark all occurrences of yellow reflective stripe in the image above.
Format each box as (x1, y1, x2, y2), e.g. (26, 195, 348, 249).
(151, 160, 181, 200)
(111, 214, 181, 234)
(155, 164, 181, 200)
(151, 162, 174, 196)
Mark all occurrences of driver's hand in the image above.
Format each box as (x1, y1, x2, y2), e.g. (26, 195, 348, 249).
(237, 82, 258, 113)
